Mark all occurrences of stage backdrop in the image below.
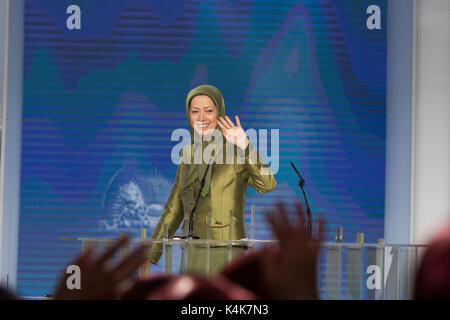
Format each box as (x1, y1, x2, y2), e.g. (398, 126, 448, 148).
(19, 0, 386, 296)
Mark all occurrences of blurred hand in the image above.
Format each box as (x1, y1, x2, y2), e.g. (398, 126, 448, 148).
(54, 235, 147, 300)
(262, 201, 324, 299)
(217, 115, 249, 150)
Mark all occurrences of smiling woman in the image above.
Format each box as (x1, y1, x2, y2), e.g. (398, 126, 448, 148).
(148, 84, 277, 275)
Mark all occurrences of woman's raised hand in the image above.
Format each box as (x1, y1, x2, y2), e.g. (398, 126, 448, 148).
(217, 115, 249, 150)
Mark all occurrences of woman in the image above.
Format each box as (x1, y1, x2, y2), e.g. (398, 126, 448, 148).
(149, 84, 277, 275)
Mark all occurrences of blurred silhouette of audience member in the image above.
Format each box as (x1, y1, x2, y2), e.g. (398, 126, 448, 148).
(121, 273, 257, 300)
(0, 286, 17, 300)
(414, 221, 450, 300)
(0, 235, 147, 300)
(221, 201, 324, 299)
(54, 235, 147, 300)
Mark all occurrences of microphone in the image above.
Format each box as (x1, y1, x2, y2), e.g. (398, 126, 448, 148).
(290, 161, 312, 240)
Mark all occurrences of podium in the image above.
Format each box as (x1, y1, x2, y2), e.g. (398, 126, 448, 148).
(60, 234, 427, 300)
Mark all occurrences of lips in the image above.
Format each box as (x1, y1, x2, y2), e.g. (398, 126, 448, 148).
(195, 121, 210, 129)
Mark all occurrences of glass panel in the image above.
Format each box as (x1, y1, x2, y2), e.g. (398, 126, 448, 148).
(59, 237, 428, 300)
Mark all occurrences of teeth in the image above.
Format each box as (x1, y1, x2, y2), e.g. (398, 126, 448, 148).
(195, 122, 209, 128)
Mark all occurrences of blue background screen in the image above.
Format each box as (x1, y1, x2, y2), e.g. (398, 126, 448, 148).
(19, 0, 386, 296)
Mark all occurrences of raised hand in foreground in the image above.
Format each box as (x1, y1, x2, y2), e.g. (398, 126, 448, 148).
(262, 201, 324, 299)
(54, 235, 147, 300)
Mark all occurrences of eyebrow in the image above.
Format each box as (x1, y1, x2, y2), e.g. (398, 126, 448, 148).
(191, 106, 215, 110)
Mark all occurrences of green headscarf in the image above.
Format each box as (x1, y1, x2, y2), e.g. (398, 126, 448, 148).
(183, 85, 226, 197)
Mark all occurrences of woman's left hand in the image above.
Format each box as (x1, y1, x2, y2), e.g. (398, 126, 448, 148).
(217, 115, 249, 150)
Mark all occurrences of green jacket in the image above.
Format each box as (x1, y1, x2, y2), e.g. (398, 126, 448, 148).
(149, 139, 277, 264)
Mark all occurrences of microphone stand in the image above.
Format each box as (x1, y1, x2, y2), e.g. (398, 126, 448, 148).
(290, 161, 312, 240)
(185, 162, 212, 239)
(171, 144, 217, 241)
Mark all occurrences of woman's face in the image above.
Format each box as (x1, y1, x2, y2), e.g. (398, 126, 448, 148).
(189, 95, 218, 136)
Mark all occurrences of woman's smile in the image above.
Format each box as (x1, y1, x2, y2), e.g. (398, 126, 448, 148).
(195, 121, 210, 129)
